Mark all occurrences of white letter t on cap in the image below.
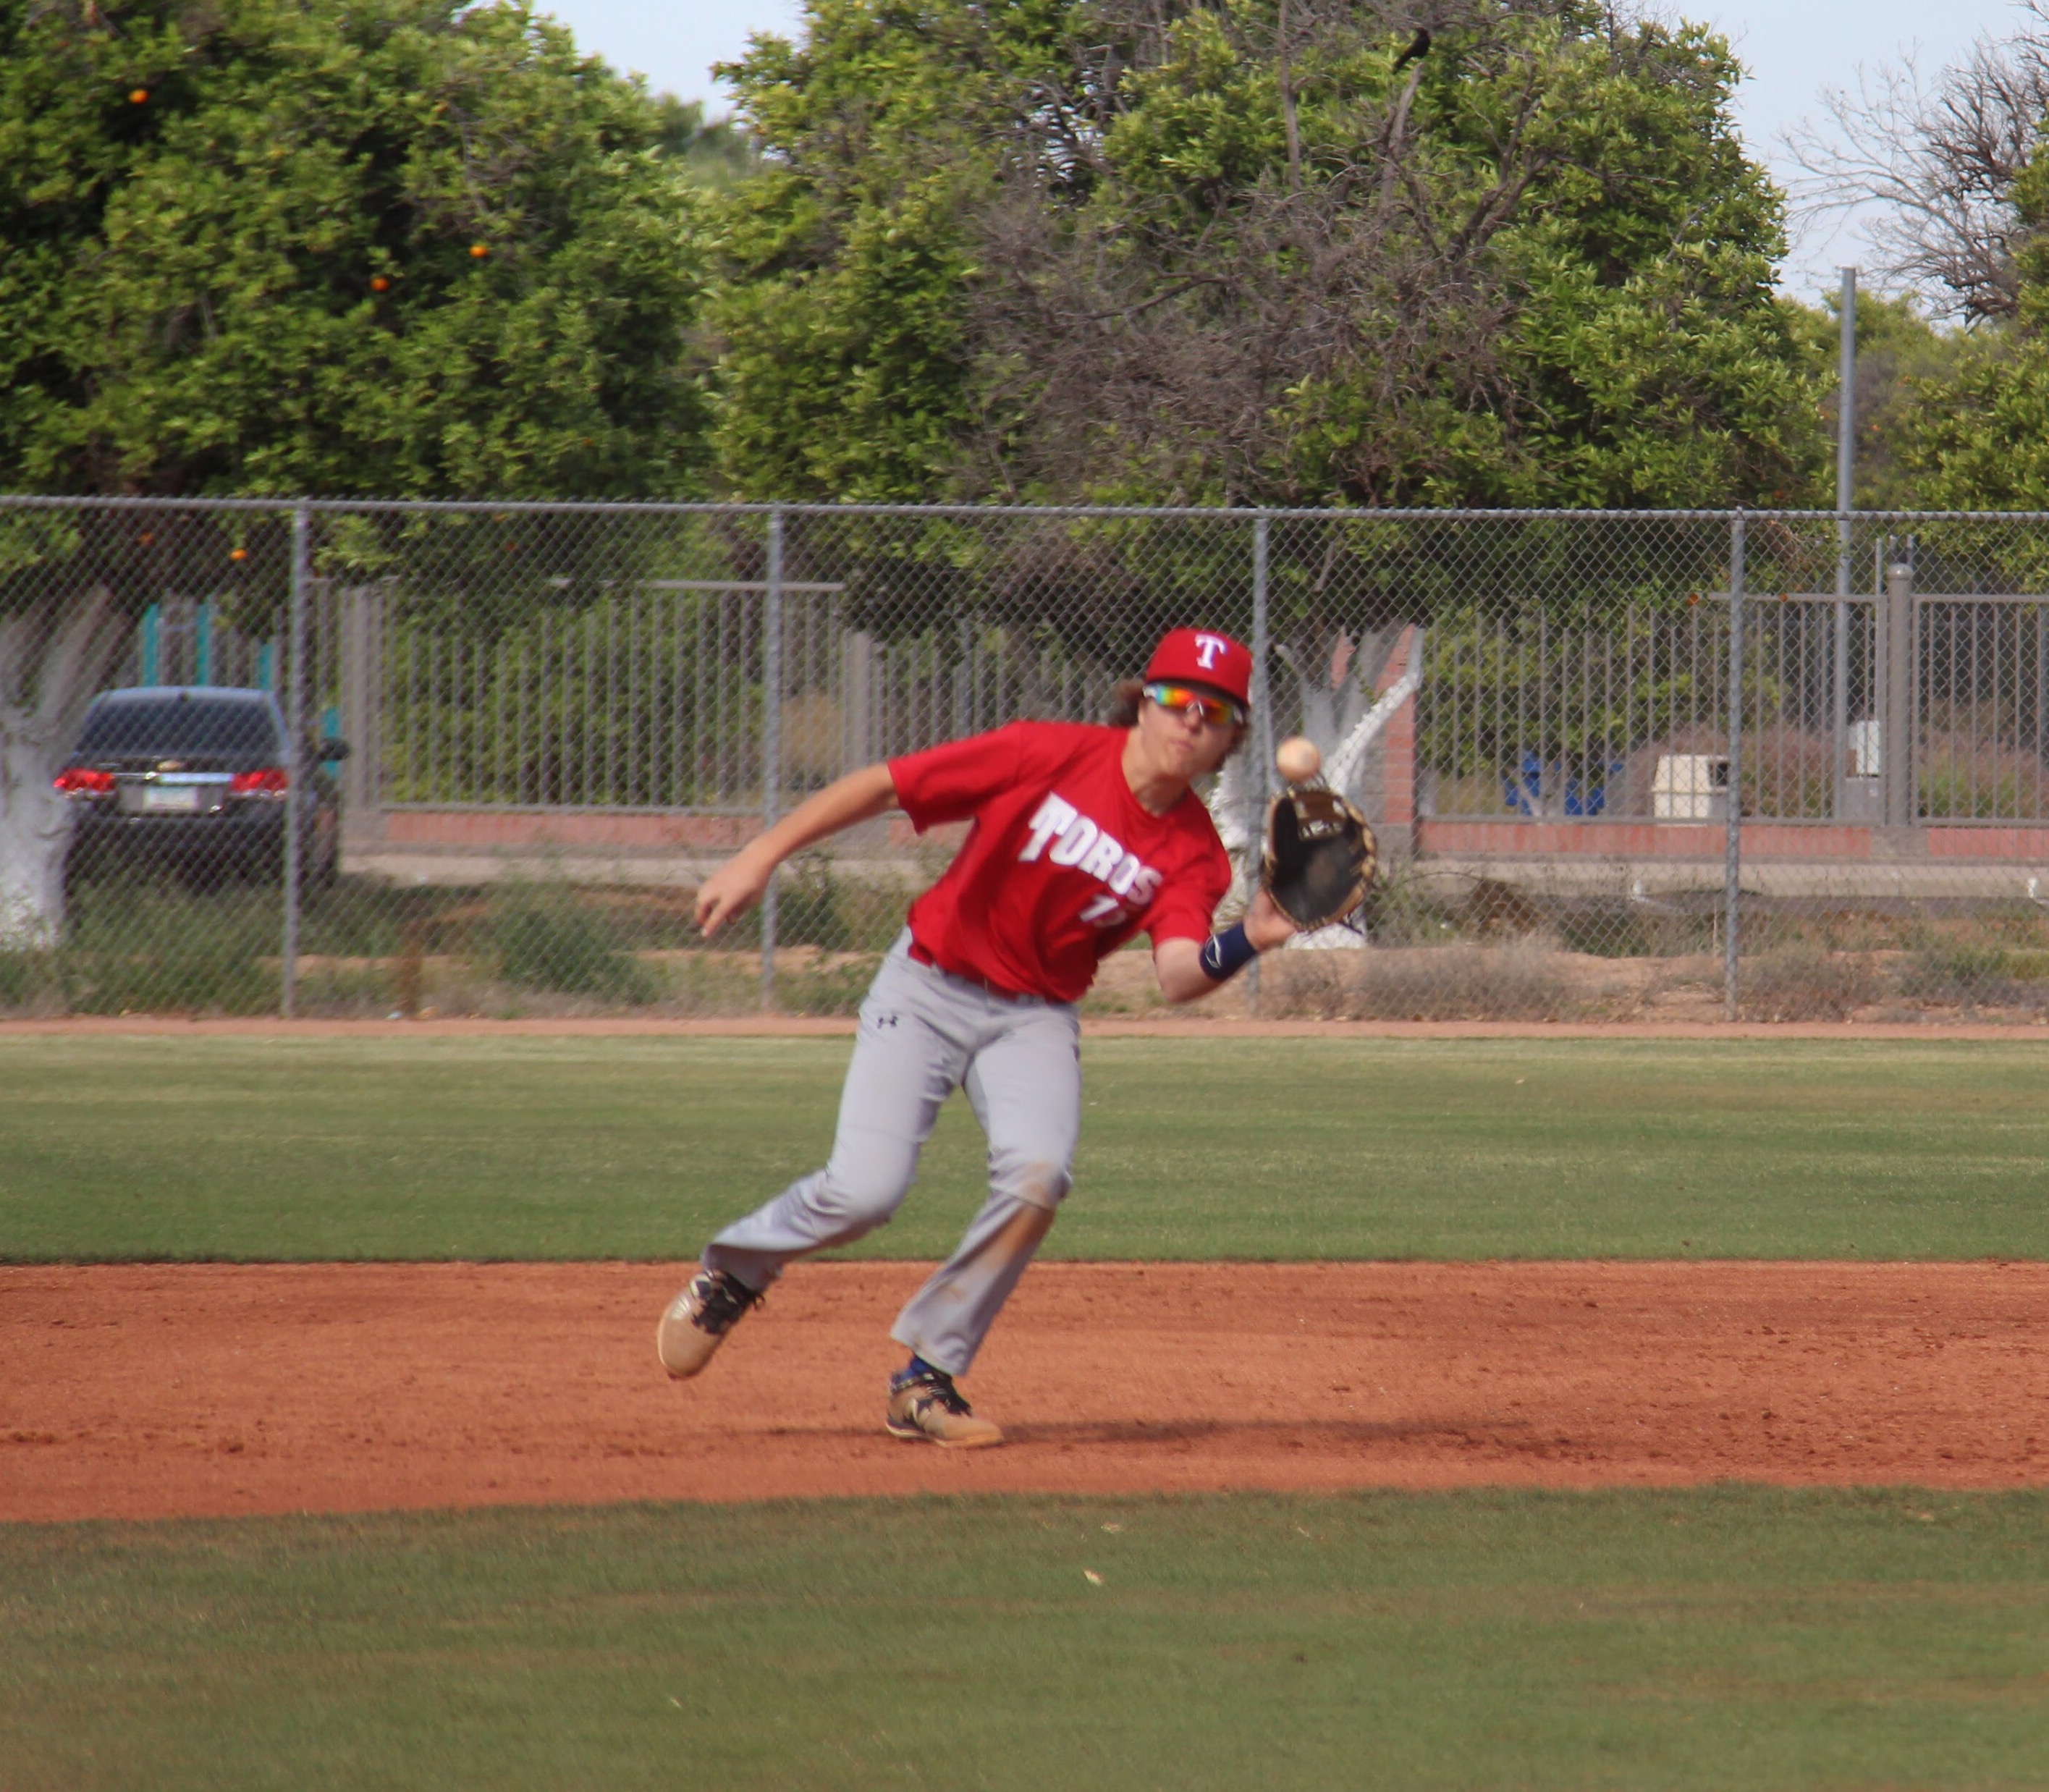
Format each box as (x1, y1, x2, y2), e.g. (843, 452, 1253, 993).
(1194, 634, 1226, 669)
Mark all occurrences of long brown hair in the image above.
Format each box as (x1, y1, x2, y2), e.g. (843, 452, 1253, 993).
(1104, 678, 1146, 727)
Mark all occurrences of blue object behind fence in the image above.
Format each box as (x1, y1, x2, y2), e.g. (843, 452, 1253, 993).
(1504, 751, 1545, 815)
(1506, 754, 1623, 817)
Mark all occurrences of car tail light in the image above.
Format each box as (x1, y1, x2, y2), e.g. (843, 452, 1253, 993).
(229, 768, 290, 796)
(53, 767, 115, 796)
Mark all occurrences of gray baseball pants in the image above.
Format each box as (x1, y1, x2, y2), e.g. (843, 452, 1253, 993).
(703, 933, 1082, 1377)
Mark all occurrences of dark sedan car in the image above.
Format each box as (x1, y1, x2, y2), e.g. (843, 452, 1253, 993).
(55, 686, 347, 890)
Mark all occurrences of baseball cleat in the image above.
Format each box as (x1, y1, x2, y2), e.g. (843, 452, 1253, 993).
(656, 1269, 762, 1379)
(885, 1366, 1003, 1448)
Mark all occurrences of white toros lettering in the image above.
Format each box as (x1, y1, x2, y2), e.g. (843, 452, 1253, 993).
(1018, 793, 1078, 862)
(1047, 814, 1100, 866)
(1194, 633, 1228, 670)
(1017, 790, 1165, 921)
(1077, 831, 1125, 882)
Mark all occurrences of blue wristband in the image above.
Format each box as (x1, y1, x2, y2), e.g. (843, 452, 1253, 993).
(1198, 921, 1257, 982)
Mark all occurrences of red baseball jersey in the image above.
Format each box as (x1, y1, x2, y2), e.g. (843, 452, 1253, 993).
(889, 721, 1233, 1002)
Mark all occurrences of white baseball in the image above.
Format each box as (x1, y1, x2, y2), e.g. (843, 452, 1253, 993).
(1276, 735, 1321, 784)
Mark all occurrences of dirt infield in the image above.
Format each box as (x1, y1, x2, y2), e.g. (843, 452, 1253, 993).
(5, 1261, 2045, 1521)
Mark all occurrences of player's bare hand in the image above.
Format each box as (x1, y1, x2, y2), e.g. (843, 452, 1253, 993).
(1244, 885, 1297, 951)
(695, 851, 774, 938)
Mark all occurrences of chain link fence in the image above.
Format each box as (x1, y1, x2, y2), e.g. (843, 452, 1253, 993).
(7, 496, 2049, 1022)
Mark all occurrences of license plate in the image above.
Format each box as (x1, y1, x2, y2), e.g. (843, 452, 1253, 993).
(143, 785, 201, 813)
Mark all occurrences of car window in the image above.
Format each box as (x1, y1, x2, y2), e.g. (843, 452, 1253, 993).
(75, 694, 284, 757)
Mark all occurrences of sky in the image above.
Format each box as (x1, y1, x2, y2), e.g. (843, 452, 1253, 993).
(538, 0, 2034, 300)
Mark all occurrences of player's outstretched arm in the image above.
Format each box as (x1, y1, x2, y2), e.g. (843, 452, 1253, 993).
(1152, 888, 1296, 1004)
(696, 762, 899, 937)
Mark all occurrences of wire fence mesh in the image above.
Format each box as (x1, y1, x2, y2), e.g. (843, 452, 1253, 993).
(7, 496, 2049, 1021)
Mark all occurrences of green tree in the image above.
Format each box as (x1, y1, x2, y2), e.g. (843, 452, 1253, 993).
(704, 0, 1057, 502)
(1787, 290, 1959, 513)
(0, 0, 711, 501)
(0, 0, 711, 944)
(652, 95, 759, 193)
(1898, 136, 2049, 511)
(706, 0, 1827, 509)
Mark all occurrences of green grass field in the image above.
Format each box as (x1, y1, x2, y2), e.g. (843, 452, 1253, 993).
(1, 1035, 2045, 1261)
(7, 1033, 2049, 1787)
(6, 1489, 2048, 1791)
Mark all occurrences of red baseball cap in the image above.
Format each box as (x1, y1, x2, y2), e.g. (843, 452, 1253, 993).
(1144, 627, 1253, 706)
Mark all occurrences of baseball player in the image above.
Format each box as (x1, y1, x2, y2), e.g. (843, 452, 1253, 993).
(657, 627, 1296, 1446)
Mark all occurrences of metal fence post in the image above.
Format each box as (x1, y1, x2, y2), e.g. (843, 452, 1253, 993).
(1833, 266, 1856, 819)
(340, 587, 378, 820)
(140, 602, 161, 685)
(1883, 557, 1915, 828)
(1724, 510, 1744, 1022)
(194, 600, 214, 687)
(760, 507, 783, 1012)
(1246, 514, 1273, 1018)
(282, 502, 309, 1019)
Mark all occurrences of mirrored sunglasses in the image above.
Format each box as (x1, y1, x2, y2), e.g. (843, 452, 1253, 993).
(1144, 681, 1246, 727)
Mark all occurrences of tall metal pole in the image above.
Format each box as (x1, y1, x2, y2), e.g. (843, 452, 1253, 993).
(1246, 515, 1273, 1018)
(1833, 267, 1856, 819)
(282, 502, 308, 1019)
(760, 507, 783, 1013)
(1884, 557, 1914, 829)
(1724, 511, 1745, 1022)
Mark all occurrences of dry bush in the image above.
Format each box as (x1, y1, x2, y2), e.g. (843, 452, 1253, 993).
(1739, 943, 1882, 1020)
(1893, 939, 2049, 1013)
(1462, 877, 1547, 935)
(1917, 730, 2049, 819)
(1744, 726, 1838, 819)
(1262, 951, 1355, 1020)
(1266, 940, 1575, 1021)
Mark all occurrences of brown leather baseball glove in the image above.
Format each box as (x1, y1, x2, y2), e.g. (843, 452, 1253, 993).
(1262, 787, 1378, 930)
